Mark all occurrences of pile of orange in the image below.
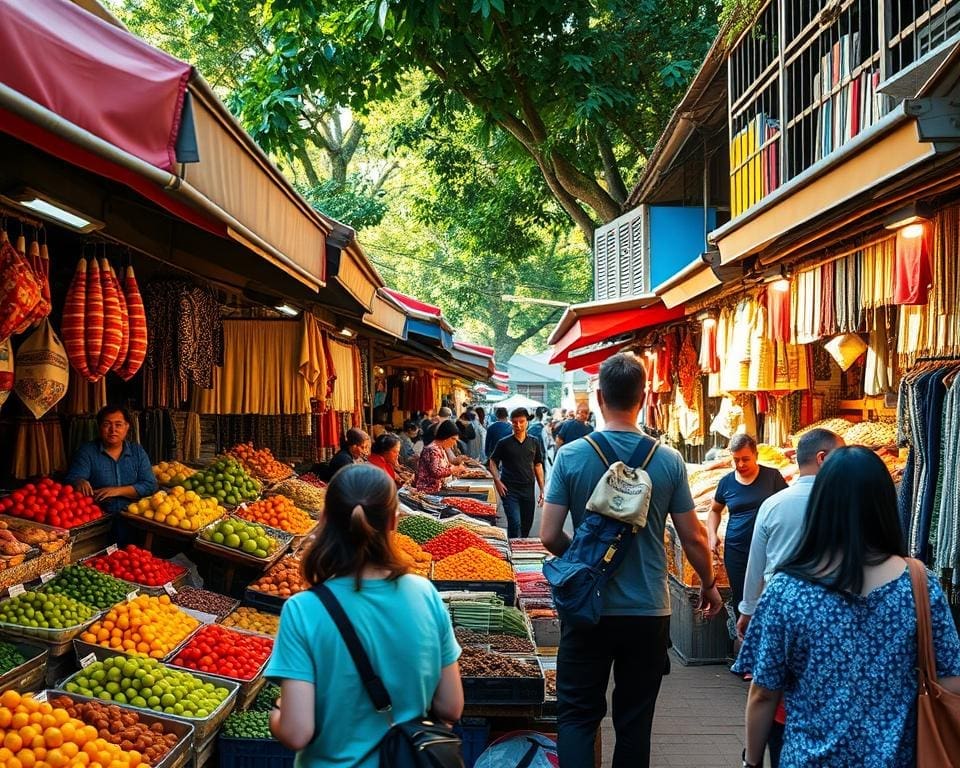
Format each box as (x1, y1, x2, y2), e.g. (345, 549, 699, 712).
(392, 532, 432, 577)
(249, 556, 308, 598)
(79, 594, 199, 658)
(226, 443, 292, 482)
(233, 496, 315, 535)
(0, 690, 146, 767)
(433, 547, 514, 582)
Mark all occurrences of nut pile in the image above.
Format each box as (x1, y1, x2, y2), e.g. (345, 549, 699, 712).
(455, 627, 535, 654)
(170, 586, 238, 618)
(458, 646, 540, 678)
(267, 477, 326, 513)
(544, 669, 557, 697)
(49, 695, 180, 764)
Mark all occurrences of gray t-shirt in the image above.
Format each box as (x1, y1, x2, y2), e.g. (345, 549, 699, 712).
(546, 430, 694, 616)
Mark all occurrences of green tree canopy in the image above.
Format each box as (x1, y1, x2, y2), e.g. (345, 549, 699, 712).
(195, 0, 721, 243)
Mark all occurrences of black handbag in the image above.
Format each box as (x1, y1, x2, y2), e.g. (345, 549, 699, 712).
(312, 584, 465, 768)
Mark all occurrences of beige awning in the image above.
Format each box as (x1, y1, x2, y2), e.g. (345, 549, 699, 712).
(711, 111, 937, 265)
(333, 244, 380, 310)
(182, 87, 334, 290)
(363, 291, 407, 338)
(654, 260, 721, 309)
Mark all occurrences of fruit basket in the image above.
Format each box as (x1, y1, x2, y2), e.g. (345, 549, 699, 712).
(56, 653, 240, 742)
(0, 639, 48, 693)
(42, 690, 196, 768)
(194, 516, 293, 570)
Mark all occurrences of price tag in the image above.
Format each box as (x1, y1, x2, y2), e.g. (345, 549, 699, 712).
(126, 590, 138, 603)
(80, 653, 97, 669)
(8, 583, 25, 597)
(163, 582, 177, 596)
(106, 544, 118, 555)
(33, 690, 47, 703)
(39, 572, 55, 584)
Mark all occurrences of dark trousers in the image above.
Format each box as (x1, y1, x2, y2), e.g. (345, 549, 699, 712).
(557, 615, 670, 768)
(502, 484, 535, 538)
(724, 545, 750, 618)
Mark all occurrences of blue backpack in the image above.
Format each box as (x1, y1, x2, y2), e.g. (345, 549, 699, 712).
(543, 432, 658, 627)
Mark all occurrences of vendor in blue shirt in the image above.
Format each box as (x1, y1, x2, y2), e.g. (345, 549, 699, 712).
(63, 405, 158, 516)
(707, 433, 788, 627)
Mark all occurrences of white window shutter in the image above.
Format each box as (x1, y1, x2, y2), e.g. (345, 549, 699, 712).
(592, 206, 647, 300)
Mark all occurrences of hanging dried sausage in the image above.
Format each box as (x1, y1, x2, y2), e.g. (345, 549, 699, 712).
(93, 256, 123, 377)
(84, 257, 104, 376)
(61, 257, 91, 380)
(118, 265, 147, 381)
(111, 262, 130, 376)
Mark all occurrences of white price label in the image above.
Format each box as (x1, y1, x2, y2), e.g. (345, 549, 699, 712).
(80, 653, 97, 669)
(106, 544, 118, 555)
(7, 583, 25, 597)
(163, 582, 177, 596)
(126, 590, 138, 603)
(39, 572, 55, 584)
(33, 691, 48, 703)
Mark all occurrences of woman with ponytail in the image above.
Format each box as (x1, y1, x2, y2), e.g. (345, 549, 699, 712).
(265, 464, 463, 765)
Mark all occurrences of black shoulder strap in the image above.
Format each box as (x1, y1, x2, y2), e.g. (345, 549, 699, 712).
(585, 432, 658, 470)
(312, 583, 393, 712)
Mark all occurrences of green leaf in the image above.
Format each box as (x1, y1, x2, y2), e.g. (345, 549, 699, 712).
(377, 0, 389, 30)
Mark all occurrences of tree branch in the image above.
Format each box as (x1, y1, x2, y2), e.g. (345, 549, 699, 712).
(294, 145, 321, 187)
(596, 128, 628, 205)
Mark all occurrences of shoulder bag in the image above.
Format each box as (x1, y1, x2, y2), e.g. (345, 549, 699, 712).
(312, 584, 464, 768)
(906, 558, 960, 767)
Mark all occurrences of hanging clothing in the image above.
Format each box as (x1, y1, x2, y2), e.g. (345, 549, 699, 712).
(299, 315, 328, 400)
(894, 226, 933, 306)
(766, 284, 791, 343)
(864, 308, 897, 396)
(327, 337, 358, 413)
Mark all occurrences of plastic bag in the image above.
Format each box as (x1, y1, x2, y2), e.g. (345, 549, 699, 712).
(475, 731, 558, 768)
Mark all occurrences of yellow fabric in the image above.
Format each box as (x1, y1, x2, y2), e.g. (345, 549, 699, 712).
(860, 238, 896, 309)
(193, 320, 310, 415)
(327, 337, 358, 412)
(748, 303, 775, 391)
(299, 315, 327, 400)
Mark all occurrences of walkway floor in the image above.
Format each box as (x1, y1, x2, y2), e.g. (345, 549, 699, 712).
(600, 654, 752, 768)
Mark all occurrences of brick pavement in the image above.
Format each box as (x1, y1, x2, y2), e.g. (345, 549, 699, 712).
(600, 654, 752, 768)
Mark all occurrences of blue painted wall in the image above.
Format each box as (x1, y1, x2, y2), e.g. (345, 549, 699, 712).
(649, 206, 717, 289)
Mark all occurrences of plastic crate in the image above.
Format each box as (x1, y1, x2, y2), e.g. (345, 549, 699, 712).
(432, 580, 516, 605)
(218, 735, 295, 768)
(462, 656, 544, 705)
(668, 576, 731, 665)
(454, 718, 490, 768)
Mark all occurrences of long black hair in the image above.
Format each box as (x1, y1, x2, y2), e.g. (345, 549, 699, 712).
(778, 446, 905, 595)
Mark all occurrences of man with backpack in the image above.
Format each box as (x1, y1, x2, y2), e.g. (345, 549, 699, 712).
(540, 353, 722, 768)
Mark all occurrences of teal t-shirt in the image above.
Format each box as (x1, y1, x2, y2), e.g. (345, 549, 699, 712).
(265, 574, 461, 767)
(545, 430, 695, 616)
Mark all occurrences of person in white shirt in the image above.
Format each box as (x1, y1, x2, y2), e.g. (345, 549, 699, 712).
(735, 427, 844, 768)
(737, 428, 845, 632)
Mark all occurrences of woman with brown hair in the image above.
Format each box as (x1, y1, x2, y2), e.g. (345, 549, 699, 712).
(265, 464, 463, 765)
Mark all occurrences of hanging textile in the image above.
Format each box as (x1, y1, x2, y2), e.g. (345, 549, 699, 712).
(934, 370, 960, 578)
(64, 366, 106, 415)
(192, 320, 310, 415)
(720, 298, 754, 393)
(860, 238, 896, 309)
(818, 261, 837, 337)
(864, 308, 897, 396)
(699, 319, 719, 373)
(748, 298, 775, 391)
(144, 281, 223, 407)
(182, 411, 201, 464)
(833, 251, 862, 333)
(299, 315, 328, 400)
(791, 267, 821, 344)
(766, 284, 791, 343)
(11, 418, 66, 479)
(327, 336, 358, 413)
(894, 226, 933, 306)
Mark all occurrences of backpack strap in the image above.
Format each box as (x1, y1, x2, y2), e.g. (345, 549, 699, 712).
(586, 431, 658, 470)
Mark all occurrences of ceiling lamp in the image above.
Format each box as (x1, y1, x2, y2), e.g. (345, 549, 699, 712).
(884, 201, 933, 234)
(274, 303, 300, 317)
(0, 187, 103, 233)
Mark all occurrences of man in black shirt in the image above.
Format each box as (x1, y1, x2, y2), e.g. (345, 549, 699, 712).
(488, 407, 545, 538)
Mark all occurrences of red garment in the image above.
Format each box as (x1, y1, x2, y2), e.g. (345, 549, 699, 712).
(699, 322, 719, 373)
(678, 330, 699, 405)
(368, 452, 397, 482)
(766, 286, 791, 342)
(819, 262, 836, 337)
(894, 227, 933, 305)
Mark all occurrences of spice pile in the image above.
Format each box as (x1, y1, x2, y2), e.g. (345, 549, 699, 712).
(267, 477, 326, 512)
(443, 497, 497, 518)
(392, 532, 432, 577)
(397, 515, 445, 544)
(458, 646, 540, 678)
(423, 527, 503, 561)
(454, 627, 535, 654)
(434, 548, 513, 582)
(169, 586, 237, 618)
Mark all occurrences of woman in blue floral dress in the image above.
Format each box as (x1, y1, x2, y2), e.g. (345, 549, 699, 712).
(734, 446, 960, 767)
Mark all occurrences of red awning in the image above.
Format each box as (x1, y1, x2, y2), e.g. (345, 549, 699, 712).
(492, 370, 510, 382)
(454, 340, 496, 357)
(549, 302, 685, 365)
(562, 342, 629, 371)
(1, 0, 192, 172)
(383, 288, 443, 317)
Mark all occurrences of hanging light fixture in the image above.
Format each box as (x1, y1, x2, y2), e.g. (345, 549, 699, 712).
(771, 264, 793, 293)
(884, 202, 932, 236)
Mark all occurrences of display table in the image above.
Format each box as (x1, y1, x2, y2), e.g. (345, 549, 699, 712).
(446, 478, 497, 503)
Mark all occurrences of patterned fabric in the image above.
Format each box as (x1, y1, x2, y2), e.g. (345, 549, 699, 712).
(733, 570, 960, 767)
(414, 442, 452, 493)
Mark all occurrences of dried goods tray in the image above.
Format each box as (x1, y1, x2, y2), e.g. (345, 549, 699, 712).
(120, 509, 222, 540)
(56, 654, 240, 743)
(461, 655, 545, 705)
(0, 514, 71, 553)
(0, 546, 40, 575)
(169, 587, 240, 621)
(41, 689, 196, 768)
(431, 579, 516, 606)
(0, 638, 48, 692)
(193, 518, 293, 570)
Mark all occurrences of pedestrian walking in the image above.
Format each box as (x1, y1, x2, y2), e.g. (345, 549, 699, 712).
(483, 407, 512, 457)
(734, 446, 960, 767)
(266, 464, 464, 765)
(707, 434, 788, 640)
(540, 353, 722, 768)
(734, 427, 844, 766)
(553, 402, 593, 447)
(487, 407, 545, 538)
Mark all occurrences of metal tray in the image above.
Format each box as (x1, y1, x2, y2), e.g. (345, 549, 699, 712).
(42, 689, 195, 768)
(0, 638, 48, 692)
(120, 509, 221, 541)
(79, 546, 190, 594)
(193, 517, 293, 570)
(169, 587, 240, 620)
(0, 599, 100, 653)
(72, 620, 204, 667)
(56, 655, 240, 743)
(242, 587, 288, 615)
